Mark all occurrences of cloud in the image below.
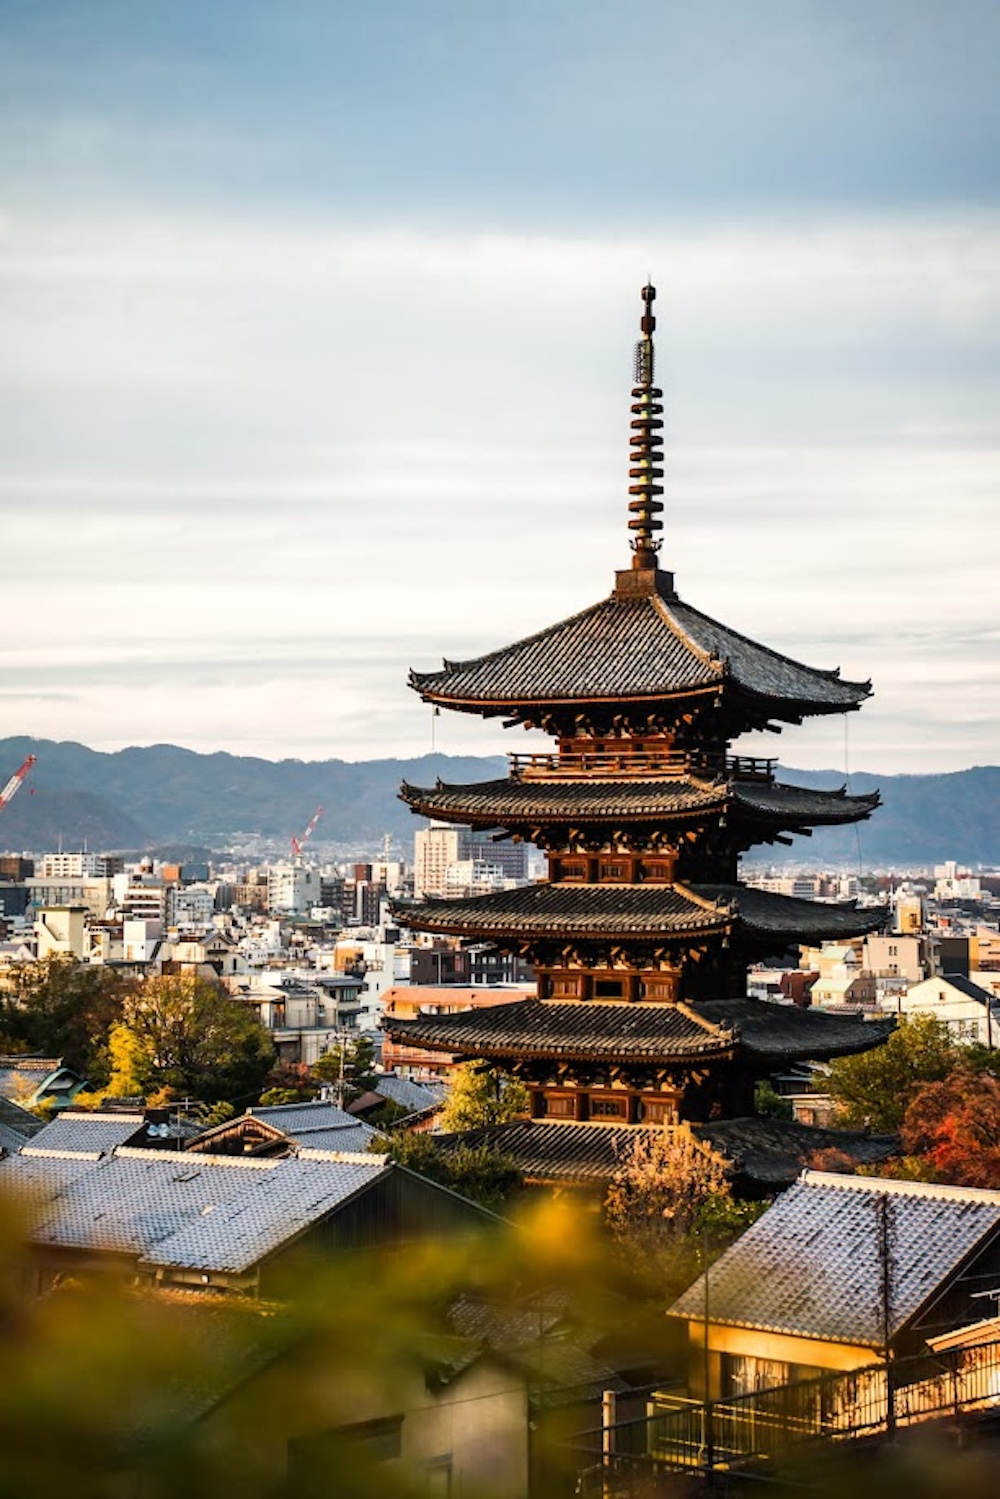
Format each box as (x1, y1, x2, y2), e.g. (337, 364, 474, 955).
(0, 208, 997, 773)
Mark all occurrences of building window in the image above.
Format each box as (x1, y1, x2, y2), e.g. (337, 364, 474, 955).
(590, 1096, 627, 1119)
(594, 979, 624, 999)
(545, 1094, 577, 1119)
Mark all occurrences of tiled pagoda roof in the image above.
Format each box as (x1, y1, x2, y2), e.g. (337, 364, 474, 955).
(381, 996, 892, 1067)
(410, 576, 870, 720)
(393, 883, 884, 945)
(383, 998, 734, 1065)
(432, 1119, 898, 1190)
(400, 775, 879, 829)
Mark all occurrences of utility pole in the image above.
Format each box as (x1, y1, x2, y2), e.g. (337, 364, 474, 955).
(876, 1192, 896, 1438)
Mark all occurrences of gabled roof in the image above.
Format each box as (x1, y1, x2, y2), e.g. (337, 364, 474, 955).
(0, 1146, 393, 1273)
(410, 577, 870, 721)
(189, 1101, 382, 1157)
(400, 776, 879, 831)
(0, 1095, 45, 1154)
(669, 1171, 1000, 1347)
(21, 1111, 146, 1159)
(394, 882, 884, 946)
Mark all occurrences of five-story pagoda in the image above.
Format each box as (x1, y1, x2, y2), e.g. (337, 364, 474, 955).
(387, 286, 888, 1149)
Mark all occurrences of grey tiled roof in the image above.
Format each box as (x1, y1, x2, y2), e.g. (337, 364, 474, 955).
(384, 999, 734, 1064)
(0, 1096, 45, 1153)
(384, 996, 890, 1067)
(695, 998, 894, 1060)
(411, 585, 869, 716)
(401, 776, 879, 830)
(692, 886, 885, 942)
(694, 1118, 898, 1187)
(434, 1120, 651, 1183)
(0, 1148, 390, 1273)
(368, 1074, 445, 1113)
(246, 1100, 379, 1153)
(22, 1111, 146, 1159)
(395, 884, 727, 941)
(669, 1172, 1000, 1346)
(394, 882, 884, 945)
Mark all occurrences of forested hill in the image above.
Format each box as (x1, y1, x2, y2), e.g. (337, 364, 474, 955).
(0, 737, 996, 868)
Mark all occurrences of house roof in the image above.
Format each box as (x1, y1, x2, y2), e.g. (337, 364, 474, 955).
(0, 1057, 81, 1104)
(669, 1171, 1000, 1347)
(383, 996, 892, 1068)
(234, 1100, 380, 1155)
(400, 776, 879, 831)
(410, 581, 870, 721)
(21, 1111, 146, 1159)
(911, 974, 998, 1007)
(0, 1146, 392, 1273)
(363, 1074, 445, 1114)
(0, 1095, 45, 1154)
(393, 882, 884, 946)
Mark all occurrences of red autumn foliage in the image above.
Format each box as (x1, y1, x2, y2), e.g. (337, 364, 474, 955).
(901, 1067, 1000, 1188)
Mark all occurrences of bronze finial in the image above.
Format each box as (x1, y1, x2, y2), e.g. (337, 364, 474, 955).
(627, 282, 665, 573)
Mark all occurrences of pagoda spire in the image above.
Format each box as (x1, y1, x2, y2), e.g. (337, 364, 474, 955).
(627, 283, 666, 573)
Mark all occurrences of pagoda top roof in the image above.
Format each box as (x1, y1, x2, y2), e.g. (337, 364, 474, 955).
(381, 995, 893, 1069)
(401, 774, 879, 830)
(409, 568, 870, 721)
(392, 882, 885, 946)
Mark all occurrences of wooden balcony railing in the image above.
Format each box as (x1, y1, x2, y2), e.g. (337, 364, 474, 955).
(508, 750, 776, 782)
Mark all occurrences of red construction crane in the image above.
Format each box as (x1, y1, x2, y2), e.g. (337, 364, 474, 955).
(0, 753, 36, 813)
(291, 805, 323, 857)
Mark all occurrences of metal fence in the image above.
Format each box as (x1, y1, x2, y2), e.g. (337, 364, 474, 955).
(571, 1337, 1000, 1496)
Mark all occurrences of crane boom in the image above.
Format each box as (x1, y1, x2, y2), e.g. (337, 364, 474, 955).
(0, 754, 37, 811)
(290, 805, 323, 857)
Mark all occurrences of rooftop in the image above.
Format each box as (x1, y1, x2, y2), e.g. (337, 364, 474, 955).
(410, 577, 870, 722)
(669, 1171, 1000, 1346)
(394, 882, 884, 946)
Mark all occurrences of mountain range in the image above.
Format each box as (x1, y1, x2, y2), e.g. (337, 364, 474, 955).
(0, 737, 996, 869)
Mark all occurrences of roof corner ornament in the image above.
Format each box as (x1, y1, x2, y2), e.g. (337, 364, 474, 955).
(628, 283, 665, 572)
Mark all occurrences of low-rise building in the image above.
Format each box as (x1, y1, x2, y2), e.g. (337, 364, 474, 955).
(882, 973, 1000, 1046)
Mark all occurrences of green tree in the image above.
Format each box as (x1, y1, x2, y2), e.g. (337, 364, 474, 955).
(381, 1130, 522, 1213)
(311, 1034, 376, 1100)
(438, 1063, 529, 1132)
(826, 1013, 958, 1132)
(3, 957, 132, 1084)
(121, 976, 275, 1105)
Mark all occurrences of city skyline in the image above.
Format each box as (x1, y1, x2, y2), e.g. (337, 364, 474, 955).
(2, 3, 999, 774)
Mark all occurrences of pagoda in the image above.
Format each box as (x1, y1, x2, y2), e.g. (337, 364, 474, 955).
(386, 286, 888, 1147)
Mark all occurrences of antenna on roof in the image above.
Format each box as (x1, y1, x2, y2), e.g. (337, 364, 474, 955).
(627, 283, 665, 572)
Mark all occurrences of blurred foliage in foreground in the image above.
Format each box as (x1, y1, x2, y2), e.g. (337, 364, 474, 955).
(0, 1181, 673, 1499)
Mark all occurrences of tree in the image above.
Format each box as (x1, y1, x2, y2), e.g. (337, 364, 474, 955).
(603, 1128, 763, 1296)
(605, 1128, 734, 1245)
(311, 1034, 376, 1100)
(121, 976, 274, 1105)
(382, 1131, 523, 1212)
(826, 1013, 958, 1133)
(438, 1063, 529, 1132)
(3, 957, 132, 1084)
(901, 1067, 1000, 1187)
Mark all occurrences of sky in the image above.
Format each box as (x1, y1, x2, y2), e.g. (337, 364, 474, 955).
(1, 0, 998, 775)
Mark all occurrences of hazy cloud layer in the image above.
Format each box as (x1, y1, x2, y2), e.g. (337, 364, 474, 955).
(1, 4, 997, 775)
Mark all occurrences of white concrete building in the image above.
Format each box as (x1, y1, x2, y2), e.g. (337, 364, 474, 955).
(883, 974, 1000, 1046)
(267, 864, 322, 915)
